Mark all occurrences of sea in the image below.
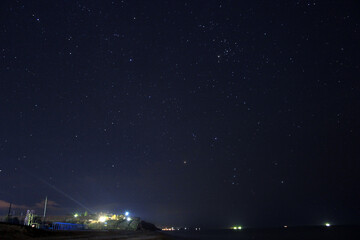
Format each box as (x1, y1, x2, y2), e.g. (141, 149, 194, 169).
(165, 229, 252, 240)
(164, 226, 360, 240)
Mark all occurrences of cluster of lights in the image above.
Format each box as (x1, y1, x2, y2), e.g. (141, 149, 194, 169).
(98, 211, 130, 223)
(162, 227, 175, 231)
(96, 211, 130, 223)
(125, 211, 131, 221)
(233, 226, 242, 230)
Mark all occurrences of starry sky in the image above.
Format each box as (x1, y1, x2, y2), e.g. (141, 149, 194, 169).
(1, 0, 360, 228)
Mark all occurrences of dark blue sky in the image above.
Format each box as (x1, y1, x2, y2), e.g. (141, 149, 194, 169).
(0, 0, 359, 228)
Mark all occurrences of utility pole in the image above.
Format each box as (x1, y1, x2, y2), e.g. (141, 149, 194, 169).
(43, 196, 48, 223)
(7, 203, 12, 224)
(7, 202, 12, 217)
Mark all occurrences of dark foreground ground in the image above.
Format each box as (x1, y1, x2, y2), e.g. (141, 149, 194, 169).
(0, 222, 171, 240)
(1, 223, 360, 240)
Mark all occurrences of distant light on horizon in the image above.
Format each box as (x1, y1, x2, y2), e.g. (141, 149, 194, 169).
(125, 211, 129, 216)
(325, 223, 331, 227)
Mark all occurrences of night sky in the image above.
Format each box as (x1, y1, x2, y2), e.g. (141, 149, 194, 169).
(1, 0, 360, 228)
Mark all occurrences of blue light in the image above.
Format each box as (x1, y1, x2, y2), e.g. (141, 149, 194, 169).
(125, 211, 129, 216)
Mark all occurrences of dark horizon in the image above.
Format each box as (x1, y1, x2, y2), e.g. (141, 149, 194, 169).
(1, 0, 359, 229)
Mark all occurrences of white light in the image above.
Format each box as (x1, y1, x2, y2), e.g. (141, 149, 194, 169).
(125, 211, 129, 216)
(99, 216, 107, 222)
(325, 223, 331, 227)
(127, 217, 131, 221)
